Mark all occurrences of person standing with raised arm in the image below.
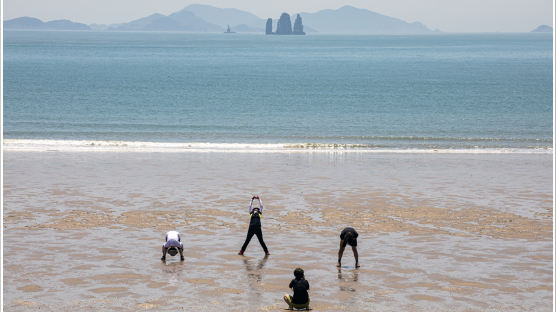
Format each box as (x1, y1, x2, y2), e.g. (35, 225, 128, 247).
(238, 195, 270, 256)
(337, 227, 359, 268)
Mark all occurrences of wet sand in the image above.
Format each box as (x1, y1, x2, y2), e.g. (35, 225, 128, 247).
(3, 151, 553, 311)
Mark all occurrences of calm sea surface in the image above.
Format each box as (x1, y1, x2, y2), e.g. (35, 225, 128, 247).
(3, 31, 553, 150)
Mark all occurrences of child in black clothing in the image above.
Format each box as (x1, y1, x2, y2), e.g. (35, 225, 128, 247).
(337, 227, 360, 268)
(283, 268, 310, 310)
(238, 195, 269, 255)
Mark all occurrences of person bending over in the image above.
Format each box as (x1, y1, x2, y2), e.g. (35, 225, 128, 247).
(337, 227, 359, 268)
(283, 268, 310, 310)
(161, 230, 184, 261)
(238, 195, 269, 255)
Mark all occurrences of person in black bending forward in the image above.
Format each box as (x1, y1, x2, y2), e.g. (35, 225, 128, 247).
(283, 268, 310, 310)
(238, 195, 269, 255)
(337, 227, 359, 268)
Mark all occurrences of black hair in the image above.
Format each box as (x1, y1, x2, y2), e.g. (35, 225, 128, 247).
(293, 268, 304, 279)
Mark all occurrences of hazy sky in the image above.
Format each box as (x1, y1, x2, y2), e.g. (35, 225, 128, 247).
(2, 0, 554, 32)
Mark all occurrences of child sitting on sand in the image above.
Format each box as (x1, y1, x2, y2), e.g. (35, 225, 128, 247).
(238, 195, 269, 255)
(284, 268, 310, 310)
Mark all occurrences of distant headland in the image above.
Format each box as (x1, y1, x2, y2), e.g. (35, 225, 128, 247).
(266, 13, 305, 35)
(3, 16, 91, 30)
(531, 25, 553, 33)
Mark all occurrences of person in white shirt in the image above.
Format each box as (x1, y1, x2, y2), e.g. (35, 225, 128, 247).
(161, 230, 184, 261)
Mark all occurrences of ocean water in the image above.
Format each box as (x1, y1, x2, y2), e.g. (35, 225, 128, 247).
(3, 31, 553, 151)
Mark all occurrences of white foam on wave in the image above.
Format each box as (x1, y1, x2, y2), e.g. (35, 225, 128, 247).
(2, 139, 553, 154)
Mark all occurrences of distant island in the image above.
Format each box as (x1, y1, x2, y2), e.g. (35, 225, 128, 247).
(531, 25, 553, 33)
(3, 4, 436, 34)
(3, 16, 90, 30)
(266, 13, 305, 35)
(298, 5, 431, 34)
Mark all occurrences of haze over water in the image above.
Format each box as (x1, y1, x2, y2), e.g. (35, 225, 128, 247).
(3, 31, 553, 151)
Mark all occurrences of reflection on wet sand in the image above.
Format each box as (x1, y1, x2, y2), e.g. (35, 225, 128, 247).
(161, 260, 186, 284)
(244, 255, 270, 308)
(338, 267, 359, 283)
(338, 267, 359, 294)
(244, 255, 269, 286)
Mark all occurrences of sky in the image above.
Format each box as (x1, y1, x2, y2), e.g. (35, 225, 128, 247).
(2, 0, 554, 32)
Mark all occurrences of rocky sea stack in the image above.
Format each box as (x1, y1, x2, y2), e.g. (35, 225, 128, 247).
(293, 14, 305, 35)
(276, 13, 293, 34)
(266, 13, 305, 35)
(265, 18, 273, 34)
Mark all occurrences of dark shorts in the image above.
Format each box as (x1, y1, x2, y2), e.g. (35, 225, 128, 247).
(341, 228, 358, 247)
(342, 238, 357, 247)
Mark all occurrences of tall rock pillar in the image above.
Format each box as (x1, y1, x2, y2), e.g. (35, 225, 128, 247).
(293, 14, 305, 35)
(265, 18, 273, 34)
(276, 13, 292, 35)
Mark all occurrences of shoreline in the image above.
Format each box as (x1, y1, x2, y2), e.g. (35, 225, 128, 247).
(3, 138, 553, 154)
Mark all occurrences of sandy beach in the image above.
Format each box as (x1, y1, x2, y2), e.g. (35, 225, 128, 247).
(2, 150, 553, 311)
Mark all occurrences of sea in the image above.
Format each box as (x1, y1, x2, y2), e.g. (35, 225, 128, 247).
(2, 31, 554, 152)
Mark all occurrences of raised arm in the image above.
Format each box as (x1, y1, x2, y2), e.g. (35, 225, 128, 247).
(249, 196, 263, 213)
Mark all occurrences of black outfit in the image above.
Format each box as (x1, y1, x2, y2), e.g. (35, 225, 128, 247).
(289, 278, 310, 304)
(240, 210, 268, 253)
(340, 227, 358, 247)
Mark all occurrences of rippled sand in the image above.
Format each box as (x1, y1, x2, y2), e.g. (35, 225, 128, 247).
(3, 151, 553, 311)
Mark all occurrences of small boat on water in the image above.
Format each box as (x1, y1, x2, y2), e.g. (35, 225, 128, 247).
(224, 25, 235, 33)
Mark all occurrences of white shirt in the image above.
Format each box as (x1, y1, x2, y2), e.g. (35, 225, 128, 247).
(166, 231, 180, 241)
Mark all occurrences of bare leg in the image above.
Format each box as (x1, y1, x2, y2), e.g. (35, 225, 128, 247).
(337, 240, 345, 267)
(161, 247, 167, 261)
(352, 246, 359, 268)
(179, 248, 184, 261)
(283, 294, 294, 310)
